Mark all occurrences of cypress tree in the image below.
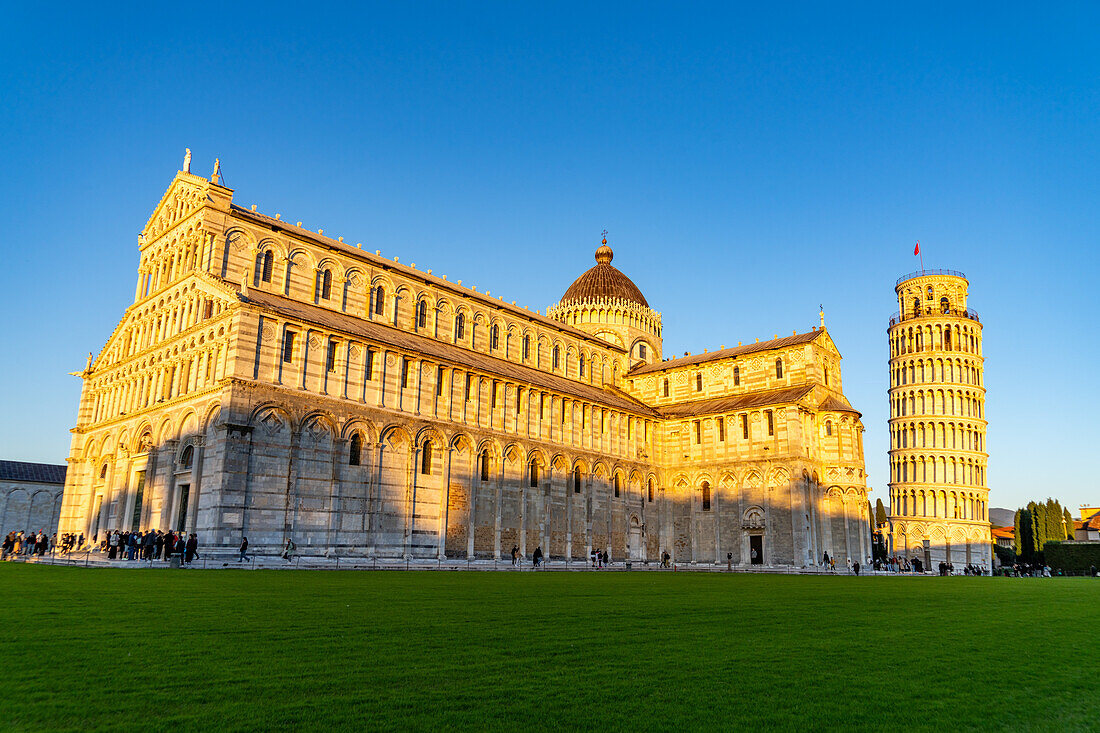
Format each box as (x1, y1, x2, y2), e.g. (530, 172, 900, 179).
(875, 499, 888, 526)
(1045, 498, 1062, 548)
(1027, 501, 1042, 560)
(1013, 509, 1024, 557)
(1063, 507, 1076, 540)
(1030, 501, 1046, 560)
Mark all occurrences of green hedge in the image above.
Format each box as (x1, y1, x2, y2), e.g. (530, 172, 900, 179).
(1043, 541, 1100, 575)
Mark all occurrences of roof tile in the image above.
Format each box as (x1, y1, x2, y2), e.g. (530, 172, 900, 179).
(0, 460, 67, 484)
(629, 330, 825, 375)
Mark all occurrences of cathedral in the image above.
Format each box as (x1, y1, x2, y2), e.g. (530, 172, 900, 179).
(58, 162, 871, 566)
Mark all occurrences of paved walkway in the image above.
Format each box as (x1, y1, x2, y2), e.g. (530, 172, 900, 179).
(6, 551, 903, 575)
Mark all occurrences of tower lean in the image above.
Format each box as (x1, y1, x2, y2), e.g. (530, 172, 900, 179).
(887, 269, 991, 569)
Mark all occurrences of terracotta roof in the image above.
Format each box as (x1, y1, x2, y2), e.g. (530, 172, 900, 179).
(656, 385, 814, 419)
(819, 394, 861, 416)
(0, 460, 67, 484)
(229, 205, 624, 353)
(991, 526, 1015, 539)
(239, 289, 659, 417)
(559, 246, 649, 308)
(629, 330, 825, 375)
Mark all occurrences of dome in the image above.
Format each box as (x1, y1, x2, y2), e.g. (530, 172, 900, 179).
(559, 244, 649, 308)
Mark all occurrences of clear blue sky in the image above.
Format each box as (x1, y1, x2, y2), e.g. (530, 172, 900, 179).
(1, 3, 1096, 514)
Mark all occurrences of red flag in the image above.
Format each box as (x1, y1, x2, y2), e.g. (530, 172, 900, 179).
(914, 240, 921, 255)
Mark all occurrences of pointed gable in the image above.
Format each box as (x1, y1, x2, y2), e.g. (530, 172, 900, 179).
(141, 171, 230, 243)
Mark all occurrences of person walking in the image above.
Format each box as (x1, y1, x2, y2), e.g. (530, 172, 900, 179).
(238, 537, 250, 563)
(601, 549, 609, 568)
(510, 545, 518, 567)
(185, 533, 198, 564)
(533, 546, 542, 568)
(282, 538, 296, 561)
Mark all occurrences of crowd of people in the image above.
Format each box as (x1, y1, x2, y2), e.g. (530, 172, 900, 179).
(1, 530, 54, 559)
(1, 528, 202, 565)
(91, 529, 202, 563)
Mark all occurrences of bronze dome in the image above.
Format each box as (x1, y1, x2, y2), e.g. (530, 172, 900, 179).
(560, 244, 649, 308)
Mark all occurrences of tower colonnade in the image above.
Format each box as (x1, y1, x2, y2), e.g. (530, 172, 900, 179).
(887, 270, 991, 569)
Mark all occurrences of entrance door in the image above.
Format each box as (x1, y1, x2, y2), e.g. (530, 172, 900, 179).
(749, 534, 763, 564)
(91, 495, 103, 538)
(628, 517, 642, 561)
(176, 485, 190, 533)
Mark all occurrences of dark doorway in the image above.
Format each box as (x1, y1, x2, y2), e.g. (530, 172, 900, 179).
(176, 485, 190, 533)
(749, 535, 763, 564)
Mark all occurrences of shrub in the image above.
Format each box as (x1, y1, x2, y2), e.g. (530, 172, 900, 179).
(1043, 541, 1100, 575)
(993, 544, 1016, 567)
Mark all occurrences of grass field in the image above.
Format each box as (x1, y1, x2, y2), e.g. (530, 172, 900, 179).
(2, 566, 1097, 731)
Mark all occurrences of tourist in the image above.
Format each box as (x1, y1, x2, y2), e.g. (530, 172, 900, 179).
(511, 545, 518, 566)
(533, 546, 543, 568)
(282, 538, 296, 561)
(239, 537, 250, 563)
(185, 533, 198, 564)
(822, 551, 830, 568)
(590, 548, 597, 568)
(601, 549, 609, 568)
(853, 561, 860, 576)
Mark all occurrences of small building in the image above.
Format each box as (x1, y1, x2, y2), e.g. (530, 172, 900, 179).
(991, 526, 1014, 548)
(1074, 510, 1100, 542)
(0, 460, 67, 537)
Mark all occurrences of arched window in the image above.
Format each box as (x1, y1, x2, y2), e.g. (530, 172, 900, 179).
(455, 313, 465, 340)
(180, 445, 194, 470)
(416, 300, 427, 329)
(824, 368, 829, 386)
(579, 354, 585, 376)
(529, 458, 539, 487)
(421, 441, 432, 475)
(318, 269, 332, 300)
(490, 324, 499, 350)
(374, 286, 385, 315)
(927, 285, 934, 300)
(552, 345, 560, 370)
(479, 449, 490, 482)
(913, 298, 920, 316)
(573, 466, 582, 493)
(638, 343, 647, 359)
(940, 296, 950, 314)
(825, 420, 833, 436)
(613, 475, 621, 497)
(647, 480, 654, 503)
(349, 433, 362, 466)
(99, 463, 108, 480)
(522, 335, 530, 360)
(701, 482, 711, 511)
(696, 373, 703, 391)
(662, 378, 669, 397)
(775, 358, 784, 379)
(261, 251, 274, 283)
(733, 366, 740, 386)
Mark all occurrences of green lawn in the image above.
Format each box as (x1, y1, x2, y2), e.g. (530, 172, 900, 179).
(1, 566, 1097, 731)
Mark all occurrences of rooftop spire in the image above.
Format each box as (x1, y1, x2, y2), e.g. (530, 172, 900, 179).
(595, 230, 613, 264)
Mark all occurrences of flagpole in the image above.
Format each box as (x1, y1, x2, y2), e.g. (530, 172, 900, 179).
(916, 240, 924, 271)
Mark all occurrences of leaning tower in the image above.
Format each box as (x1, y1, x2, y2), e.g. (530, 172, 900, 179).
(887, 269, 990, 570)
